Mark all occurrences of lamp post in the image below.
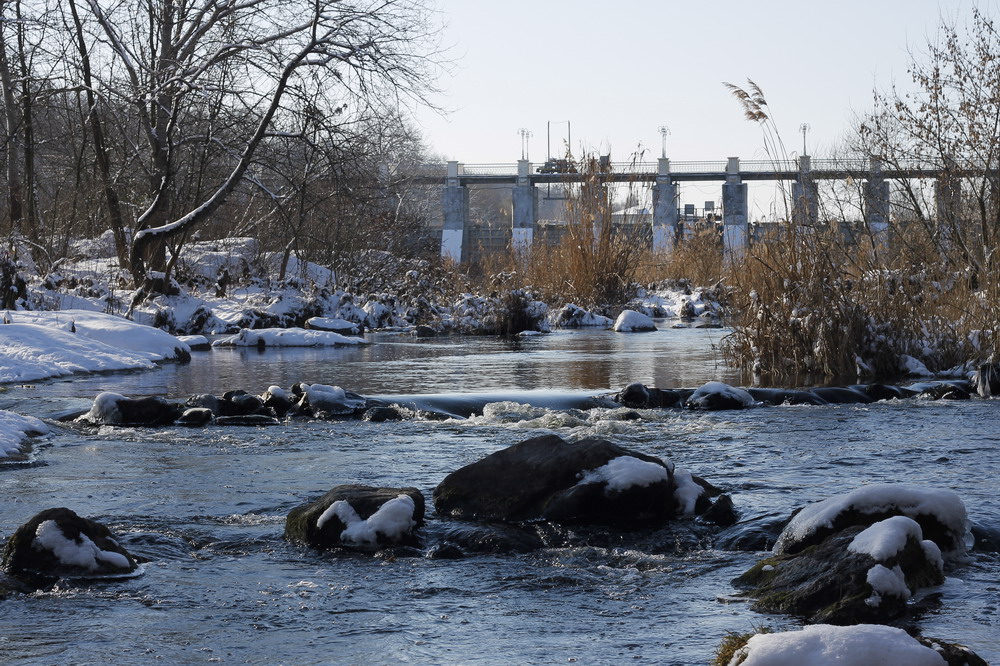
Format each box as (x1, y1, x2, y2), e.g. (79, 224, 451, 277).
(799, 123, 811, 157)
(518, 128, 532, 160)
(658, 125, 671, 159)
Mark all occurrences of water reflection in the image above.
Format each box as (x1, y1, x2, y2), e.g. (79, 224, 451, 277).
(10, 327, 741, 401)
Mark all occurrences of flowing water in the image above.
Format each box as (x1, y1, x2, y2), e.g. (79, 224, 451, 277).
(1, 327, 998, 665)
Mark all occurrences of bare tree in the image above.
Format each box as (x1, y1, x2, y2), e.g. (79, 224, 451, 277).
(65, 0, 439, 301)
(860, 7, 1000, 282)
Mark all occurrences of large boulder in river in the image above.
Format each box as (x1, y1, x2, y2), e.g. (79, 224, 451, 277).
(284, 485, 424, 551)
(79, 392, 182, 426)
(733, 485, 969, 625)
(734, 516, 946, 624)
(433, 434, 714, 526)
(773, 484, 969, 560)
(2, 507, 139, 588)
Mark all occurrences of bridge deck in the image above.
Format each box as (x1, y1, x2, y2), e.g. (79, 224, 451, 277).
(409, 159, 979, 185)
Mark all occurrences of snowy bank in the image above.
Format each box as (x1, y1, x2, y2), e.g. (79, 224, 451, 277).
(1, 310, 189, 384)
(7, 309, 190, 362)
(0, 409, 49, 459)
(212, 327, 369, 347)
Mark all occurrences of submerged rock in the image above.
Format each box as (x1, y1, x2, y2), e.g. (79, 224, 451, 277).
(284, 484, 425, 551)
(433, 434, 713, 527)
(614, 382, 684, 409)
(746, 387, 826, 406)
(2, 507, 139, 588)
(431, 522, 545, 556)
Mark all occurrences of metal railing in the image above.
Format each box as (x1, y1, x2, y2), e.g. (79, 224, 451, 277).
(414, 157, 985, 180)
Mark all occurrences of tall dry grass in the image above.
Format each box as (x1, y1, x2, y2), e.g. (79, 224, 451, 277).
(721, 219, 999, 382)
(469, 155, 651, 311)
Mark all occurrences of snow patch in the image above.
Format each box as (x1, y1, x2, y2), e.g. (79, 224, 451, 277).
(731, 624, 947, 666)
(775, 484, 969, 558)
(33, 520, 131, 572)
(316, 495, 416, 547)
(0, 409, 48, 457)
(672, 466, 704, 516)
(848, 515, 924, 560)
(213, 327, 367, 347)
(864, 563, 911, 607)
(577, 456, 668, 492)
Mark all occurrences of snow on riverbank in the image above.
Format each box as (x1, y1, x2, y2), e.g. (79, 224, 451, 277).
(0, 310, 189, 384)
(213, 328, 368, 348)
(0, 409, 48, 459)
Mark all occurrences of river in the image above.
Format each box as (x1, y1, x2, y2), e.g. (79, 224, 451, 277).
(1, 327, 997, 664)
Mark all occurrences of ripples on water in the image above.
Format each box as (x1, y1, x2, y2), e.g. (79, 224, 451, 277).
(1, 328, 998, 664)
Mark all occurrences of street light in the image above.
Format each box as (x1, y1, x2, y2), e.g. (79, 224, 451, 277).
(658, 125, 671, 159)
(518, 128, 533, 160)
(799, 123, 811, 156)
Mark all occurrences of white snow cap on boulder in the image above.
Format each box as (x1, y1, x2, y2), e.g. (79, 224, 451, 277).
(33, 520, 131, 572)
(577, 456, 669, 492)
(729, 624, 947, 666)
(613, 310, 656, 332)
(686, 381, 755, 409)
(316, 494, 416, 547)
(774, 484, 969, 558)
(82, 392, 126, 425)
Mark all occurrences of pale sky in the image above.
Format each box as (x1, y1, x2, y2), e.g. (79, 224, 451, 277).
(415, 0, 971, 170)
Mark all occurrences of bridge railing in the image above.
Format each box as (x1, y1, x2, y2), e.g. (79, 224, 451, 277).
(414, 157, 978, 179)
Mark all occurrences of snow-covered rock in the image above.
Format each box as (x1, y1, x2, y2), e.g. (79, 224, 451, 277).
(293, 383, 367, 417)
(79, 392, 182, 426)
(612, 309, 656, 332)
(685, 381, 755, 410)
(773, 484, 969, 560)
(551, 303, 613, 329)
(284, 484, 425, 551)
(1, 507, 140, 586)
(433, 434, 717, 526)
(727, 624, 952, 666)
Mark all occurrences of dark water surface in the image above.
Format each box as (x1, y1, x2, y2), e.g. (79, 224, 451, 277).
(1, 328, 998, 664)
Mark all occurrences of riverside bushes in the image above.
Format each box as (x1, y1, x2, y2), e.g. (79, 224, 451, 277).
(721, 221, 999, 382)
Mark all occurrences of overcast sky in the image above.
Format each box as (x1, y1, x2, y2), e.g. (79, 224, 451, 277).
(414, 0, 971, 171)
